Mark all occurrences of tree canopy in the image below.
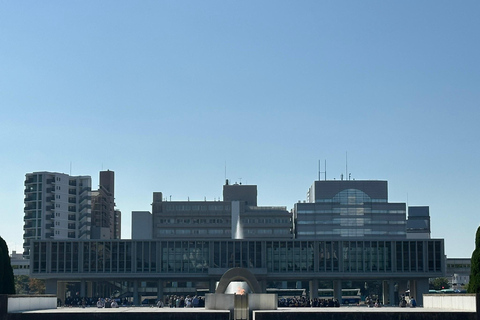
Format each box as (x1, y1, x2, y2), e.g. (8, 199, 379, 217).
(468, 226, 480, 293)
(0, 236, 15, 294)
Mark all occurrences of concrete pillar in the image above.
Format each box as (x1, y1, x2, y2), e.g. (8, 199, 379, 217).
(382, 281, 388, 305)
(87, 281, 93, 297)
(157, 280, 164, 301)
(389, 280, 396, 306)
(333, 280, 342, 302)
(80, 280, 86, 298)
(45, 279, 57, 295)
(414, 278, 429, 306)
(57, 282, 66, 305)
(259, 279, 267, 293)
(309, 280, 319, 300)
(133, 280, 139, 306)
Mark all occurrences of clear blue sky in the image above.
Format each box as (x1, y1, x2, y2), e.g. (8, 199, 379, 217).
(1, 1, 479, 258)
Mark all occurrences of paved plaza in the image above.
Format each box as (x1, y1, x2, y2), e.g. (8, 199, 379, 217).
(21, 306, 472, 313)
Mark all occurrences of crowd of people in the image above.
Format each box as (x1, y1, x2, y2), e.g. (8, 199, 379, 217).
(162, 295, 205, 308)
(63, 297, 129, 308)
(61, 293, 417, 309)
(277, 296, 340, 308)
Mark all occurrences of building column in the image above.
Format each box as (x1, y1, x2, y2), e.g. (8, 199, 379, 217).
(414, 278, 429, 306)
(87, 281, 93, 297)
(133, 280, 139, 306)
(389, 280, 396, 306)
(381, 281, 387, 305)
(333, 280, 342, 302)
(259, 279, 267, 293)
(157, 280, 164, 302)
(80, 280, 86, 298)
(309, 280, 319, 300)
(45, 279, 57, 295)
(57, 281, 66, 305)
(382, 280, 394, 306)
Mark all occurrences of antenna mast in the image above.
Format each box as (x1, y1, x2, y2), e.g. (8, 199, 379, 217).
(345, 151, 348, 180)
(319, 159, 327, 181)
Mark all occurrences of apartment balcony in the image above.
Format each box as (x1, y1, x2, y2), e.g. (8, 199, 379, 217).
(69, 180, 77, 186)
(69, 189, 77, 195)
(46, 205, 54, 211)
(45, 223, 53, 229)
(25, 177, 37, 184)
(24, 203, 37, 211)
(45, 214, 53, 220)
(24, 214, 36, 220)
(24, 222, 35, 229)
(24, 195, 37, 202)
(46, 179, 55, 184)
(45, 232, 53, 239)
(68, 215, 76, 221)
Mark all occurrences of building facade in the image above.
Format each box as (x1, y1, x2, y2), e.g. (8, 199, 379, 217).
(23, 170, 121, 258)
(29, 178, 445, 306)
(295, 180, 407, 239)
(23, 172, 92, 258)
(91, 170, 121, 239)
(139, 182, 292, 240)
(31, 238, 444, 306)
(446, 258, 471, 291)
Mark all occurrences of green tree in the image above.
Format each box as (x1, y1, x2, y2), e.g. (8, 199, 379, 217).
(0, 236, 15, 294)
(430, 277, 450, 290)
(468, 226, 480, 293)
(28, 278, 45, 294)
(14, 275, 30, 294)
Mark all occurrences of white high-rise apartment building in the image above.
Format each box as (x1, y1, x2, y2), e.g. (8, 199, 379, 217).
(23, 172, 92, 258)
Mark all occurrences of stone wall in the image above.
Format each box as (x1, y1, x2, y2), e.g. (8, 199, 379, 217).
(7, 296, 57, 313)
(423, 294, 476, 311)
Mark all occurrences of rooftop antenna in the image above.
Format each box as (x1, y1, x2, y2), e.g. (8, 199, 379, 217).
(345, 151, 348, 180)
(318, 159, 327, 181)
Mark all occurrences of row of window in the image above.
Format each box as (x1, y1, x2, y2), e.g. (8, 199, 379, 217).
(158, 218, 229, 224)
(297, 209, 405, 215)
(158, 218, 291, 225)
(163, 205, 230, 212)
(297, 230, 406, 236)
(31, 239, 443, 274)
(297, 219, 406, 225)
(157, 228, 291, 236)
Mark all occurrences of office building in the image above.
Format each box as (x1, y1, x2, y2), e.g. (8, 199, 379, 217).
(406, 206, 431, 239)
(10, 250, 30, 276)
(446, 258, 471, 290)
(141, 181, 292, 240)
(295, 180, 407, 239)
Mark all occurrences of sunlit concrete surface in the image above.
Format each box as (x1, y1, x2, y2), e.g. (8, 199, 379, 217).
(20, 306, 473, 313)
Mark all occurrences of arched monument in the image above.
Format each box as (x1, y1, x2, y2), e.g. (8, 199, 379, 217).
(205, 267, 277, 319)
(215, 267, 262, 294)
